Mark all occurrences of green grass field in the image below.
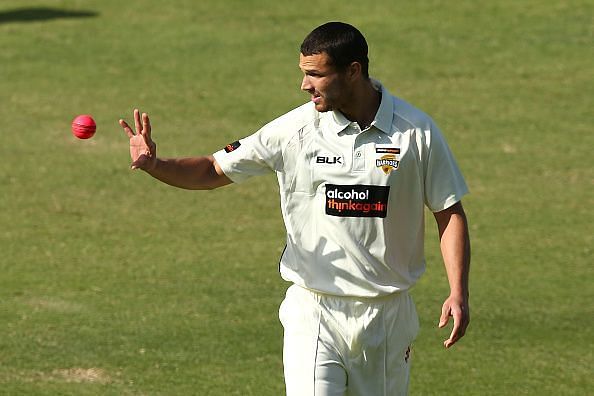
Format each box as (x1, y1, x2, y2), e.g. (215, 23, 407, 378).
(1, 0, 592, 394)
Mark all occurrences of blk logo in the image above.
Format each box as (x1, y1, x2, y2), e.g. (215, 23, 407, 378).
(316, 156, 342, 165)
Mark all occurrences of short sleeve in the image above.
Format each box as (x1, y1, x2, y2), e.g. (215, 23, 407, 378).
(424, 125, 469, 212)
(212, 124, 283, 184)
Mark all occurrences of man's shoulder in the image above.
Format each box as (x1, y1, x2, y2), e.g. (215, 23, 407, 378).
(266, 101, 317, 130)
(390, 94, 436, 132)
(256, 101, 318, 146)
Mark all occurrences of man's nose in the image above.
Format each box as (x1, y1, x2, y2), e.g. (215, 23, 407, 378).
(301, 75, 312, 91)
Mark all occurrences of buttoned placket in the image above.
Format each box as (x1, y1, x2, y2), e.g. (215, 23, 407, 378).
(352, 123, 368, 172)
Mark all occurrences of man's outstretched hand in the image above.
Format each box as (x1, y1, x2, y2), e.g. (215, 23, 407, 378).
(119, 109, 157, 171)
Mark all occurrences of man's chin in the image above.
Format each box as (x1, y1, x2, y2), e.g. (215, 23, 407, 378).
(314, 103, 333, 112)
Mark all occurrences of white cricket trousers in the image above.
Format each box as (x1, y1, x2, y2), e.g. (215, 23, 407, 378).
(279, 284, 419, 396)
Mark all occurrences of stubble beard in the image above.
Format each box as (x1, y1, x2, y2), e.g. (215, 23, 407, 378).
(315, 101, 333, 113)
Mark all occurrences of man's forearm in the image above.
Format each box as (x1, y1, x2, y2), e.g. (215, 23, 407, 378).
(435, 202, 471, 298)
(434, 202, 471, 347)
(146, 156, 231, 190)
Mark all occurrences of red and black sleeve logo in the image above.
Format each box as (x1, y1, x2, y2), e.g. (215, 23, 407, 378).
(224, 141, 241, 153)
(325, 184, 390, 218)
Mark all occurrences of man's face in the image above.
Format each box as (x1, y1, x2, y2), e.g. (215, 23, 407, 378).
(299, 52, 351, 113)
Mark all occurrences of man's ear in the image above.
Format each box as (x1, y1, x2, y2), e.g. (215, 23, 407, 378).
(347, 61, 362, 81)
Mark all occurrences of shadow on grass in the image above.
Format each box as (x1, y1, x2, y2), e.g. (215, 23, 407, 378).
(0, 7, 98, 24)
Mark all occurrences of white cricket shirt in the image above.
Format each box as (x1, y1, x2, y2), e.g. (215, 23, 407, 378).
(213, 81, 468, 297)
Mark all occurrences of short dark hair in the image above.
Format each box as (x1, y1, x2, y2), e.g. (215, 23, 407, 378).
(300, 22, 369, 78)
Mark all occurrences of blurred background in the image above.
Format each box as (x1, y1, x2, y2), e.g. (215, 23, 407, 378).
(0, 0, 592, 394)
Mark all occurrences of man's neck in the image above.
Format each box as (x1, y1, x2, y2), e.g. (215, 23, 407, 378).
(340, 81, 381, 129)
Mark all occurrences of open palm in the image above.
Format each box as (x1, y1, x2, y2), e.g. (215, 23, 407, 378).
(119, 109, 157, 170)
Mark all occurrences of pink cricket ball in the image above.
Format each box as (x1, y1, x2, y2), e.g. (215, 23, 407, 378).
(71, 115, 96, 139)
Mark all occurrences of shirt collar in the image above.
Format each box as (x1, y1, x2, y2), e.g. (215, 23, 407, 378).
(328, 109, 352, 134)
(326, 79, 394, 135)
(369, 79, 394, 135)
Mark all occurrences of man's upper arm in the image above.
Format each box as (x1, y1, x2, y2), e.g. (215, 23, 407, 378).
(210, 156, 233, 188)
(433, 201, 467, 237)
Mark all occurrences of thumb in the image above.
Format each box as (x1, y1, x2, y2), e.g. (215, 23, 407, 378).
(439, 305, 450, 328)
(131, 153, 148, 170)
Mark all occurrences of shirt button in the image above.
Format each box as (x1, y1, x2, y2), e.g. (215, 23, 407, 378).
(355, 151, 362, 158)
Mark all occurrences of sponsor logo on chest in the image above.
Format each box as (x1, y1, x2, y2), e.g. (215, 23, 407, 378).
(375, 147, 400, 174)
(325, 184, 390, 218)
(316, 155, 343, 165)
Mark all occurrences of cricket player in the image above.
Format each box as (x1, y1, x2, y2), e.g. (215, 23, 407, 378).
(120, 22, 470, 396)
